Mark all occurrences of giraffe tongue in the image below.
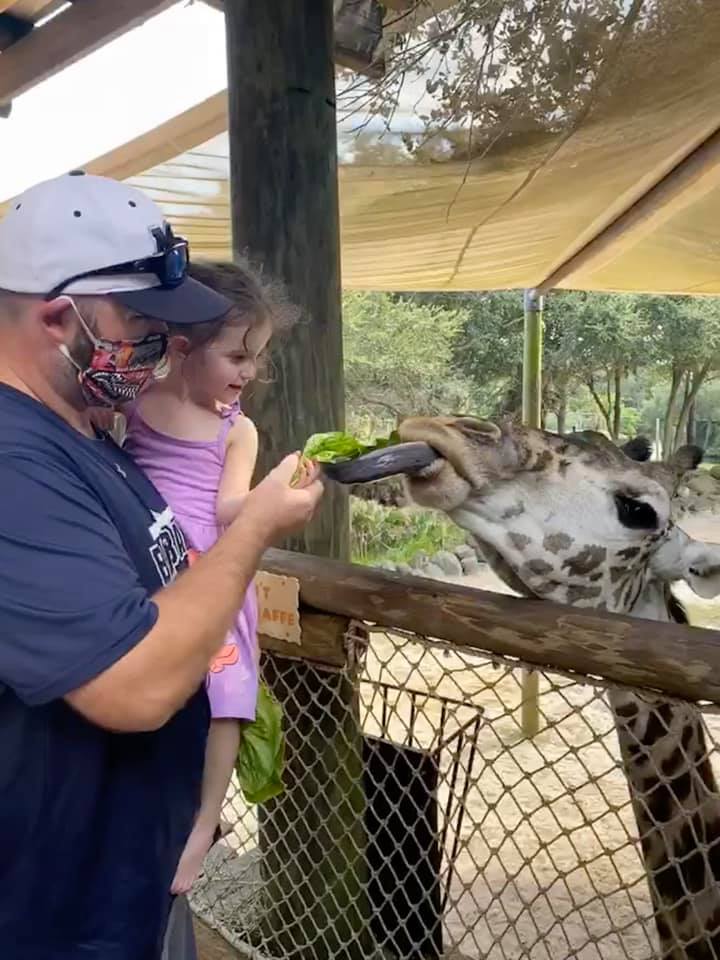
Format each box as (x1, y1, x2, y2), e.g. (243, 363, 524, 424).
(322, 442, 439, 484)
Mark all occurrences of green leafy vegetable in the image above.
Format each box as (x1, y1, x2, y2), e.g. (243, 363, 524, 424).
(235, 683, 285, 805)
(302, 430, 400, 464)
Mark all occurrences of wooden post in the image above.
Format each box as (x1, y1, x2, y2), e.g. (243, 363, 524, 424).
(225, 4, 367, 957)
(521, 289, 544, 739)
(225, 0, 348, 560)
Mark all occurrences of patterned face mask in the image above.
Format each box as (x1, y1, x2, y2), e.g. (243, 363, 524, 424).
(58, 296, 169, 408)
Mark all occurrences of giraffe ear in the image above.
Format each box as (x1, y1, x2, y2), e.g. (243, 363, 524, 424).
(682, 541, 720, 599)
(621, 436, 652, 462)
(669, 445, 704, 477)
(454, 418, 502, 443)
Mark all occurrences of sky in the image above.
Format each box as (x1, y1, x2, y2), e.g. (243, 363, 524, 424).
(0, 3, 228, 200)
(0, 1, 444, 201)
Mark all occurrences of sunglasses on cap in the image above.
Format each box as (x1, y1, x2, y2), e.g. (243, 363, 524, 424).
(45, 227, 189, 302)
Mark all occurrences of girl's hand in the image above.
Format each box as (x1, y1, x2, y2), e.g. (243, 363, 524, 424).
(290, 454, 317, 488)
(244, 454, 324, 543)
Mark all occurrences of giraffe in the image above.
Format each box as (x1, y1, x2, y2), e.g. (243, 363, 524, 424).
(393, 415, 720, 960)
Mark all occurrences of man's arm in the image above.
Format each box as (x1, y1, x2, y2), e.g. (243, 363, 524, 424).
(66, 455, 322, 731)
(0, 453, 321, 733)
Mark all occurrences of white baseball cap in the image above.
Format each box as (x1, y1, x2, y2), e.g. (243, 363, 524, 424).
(0, 170, 232, 325)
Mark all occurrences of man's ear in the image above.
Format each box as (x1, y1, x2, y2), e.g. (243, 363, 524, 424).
(38, 297, 75, 344)
(168, 335, 190, 362)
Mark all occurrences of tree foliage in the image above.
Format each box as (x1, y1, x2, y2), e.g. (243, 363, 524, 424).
(343, 289, 720, 453)
(637, 296, 720, 452)
(342, 292, 474, 435)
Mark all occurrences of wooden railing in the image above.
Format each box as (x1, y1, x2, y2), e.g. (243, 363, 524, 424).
(261, 548, 720, 705)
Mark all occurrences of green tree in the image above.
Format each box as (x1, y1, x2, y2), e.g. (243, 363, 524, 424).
(440, 291, 525, 417)
(638, 296, 720, 453)
(563, 293, 650, 440)
(447, 290, 645, 437)
(342, 291, 473, 435)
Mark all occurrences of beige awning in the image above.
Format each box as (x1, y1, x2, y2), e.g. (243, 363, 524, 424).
(3, 1, 720, 294)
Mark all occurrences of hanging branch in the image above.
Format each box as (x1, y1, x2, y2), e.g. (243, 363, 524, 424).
(586, 374, 613, 436)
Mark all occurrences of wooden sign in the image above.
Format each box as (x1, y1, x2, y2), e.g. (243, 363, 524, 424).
(256, 570, 301, 646)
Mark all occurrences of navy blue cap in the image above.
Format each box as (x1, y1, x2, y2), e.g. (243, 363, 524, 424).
(113, 276, 233, 326)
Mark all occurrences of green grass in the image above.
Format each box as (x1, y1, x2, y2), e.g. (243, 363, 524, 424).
(350, 498, 465, 566)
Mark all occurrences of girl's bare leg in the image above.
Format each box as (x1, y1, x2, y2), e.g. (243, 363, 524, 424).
(171, 719, 241, 895)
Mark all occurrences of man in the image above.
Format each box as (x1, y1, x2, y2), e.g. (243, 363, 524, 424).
(0, 171, 323, 958)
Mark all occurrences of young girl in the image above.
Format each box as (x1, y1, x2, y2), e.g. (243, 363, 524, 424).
(123, 259, 294, 894)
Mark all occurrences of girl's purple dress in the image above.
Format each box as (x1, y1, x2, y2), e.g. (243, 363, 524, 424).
(124, 403, 259, 720)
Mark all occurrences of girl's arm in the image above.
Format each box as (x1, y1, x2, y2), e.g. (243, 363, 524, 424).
(216, 417, 259, 527)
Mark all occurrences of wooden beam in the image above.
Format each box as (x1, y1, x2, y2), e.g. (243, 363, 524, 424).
(85, 92, 228, 183)
(382, 0, 457, 34)
(7, 0, 66, 20)
(262, 548, 720, 706)
(201, 0, 384, 78)
(259, 611, 350, 669)
(0, 0, 176, 103)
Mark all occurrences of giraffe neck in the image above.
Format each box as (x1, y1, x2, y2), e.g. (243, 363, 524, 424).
(481, 544, 720, 956)
(611, 689, 720, 958)
(611, 591, 720, 959)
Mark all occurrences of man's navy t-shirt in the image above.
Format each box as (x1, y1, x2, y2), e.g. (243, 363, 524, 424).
(0, 385, 210, 959)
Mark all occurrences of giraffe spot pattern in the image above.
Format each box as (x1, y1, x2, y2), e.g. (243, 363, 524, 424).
(562, 545, 607, 576)
(543, 532, 573, 553)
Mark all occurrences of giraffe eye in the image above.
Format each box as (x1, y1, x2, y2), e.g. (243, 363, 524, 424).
(614, 494, 658, 531)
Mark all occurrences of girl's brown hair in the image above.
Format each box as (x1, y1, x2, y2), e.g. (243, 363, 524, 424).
(171, 258, 298, 364)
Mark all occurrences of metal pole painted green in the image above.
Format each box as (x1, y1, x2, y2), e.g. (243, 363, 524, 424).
(521, 289, 544, 738)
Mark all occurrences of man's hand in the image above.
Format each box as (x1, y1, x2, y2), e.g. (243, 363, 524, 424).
(244, 454, 324, 544)
(66, 456, 323, 733)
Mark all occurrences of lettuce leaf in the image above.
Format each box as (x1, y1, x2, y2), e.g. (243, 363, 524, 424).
(302, 430, 400, 464)
(235, 683, 285, 806)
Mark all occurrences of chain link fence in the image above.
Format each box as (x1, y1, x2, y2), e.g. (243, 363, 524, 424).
(190, 620, 720, 960)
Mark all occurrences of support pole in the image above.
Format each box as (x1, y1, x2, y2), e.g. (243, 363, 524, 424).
(226, 0, 349, 560)
(521, 289, 544, 738)
(225, 4, 367, 957)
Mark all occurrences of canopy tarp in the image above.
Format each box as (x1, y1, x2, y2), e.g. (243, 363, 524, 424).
(3, 0, 720, 295)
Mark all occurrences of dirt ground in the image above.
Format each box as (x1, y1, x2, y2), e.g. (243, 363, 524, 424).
(199, 512, 720, 960)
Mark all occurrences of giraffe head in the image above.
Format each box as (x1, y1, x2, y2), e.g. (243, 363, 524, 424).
(397, 416, 720, 615)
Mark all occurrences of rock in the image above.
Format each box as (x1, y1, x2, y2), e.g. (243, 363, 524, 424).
(461, 557, 482, 576)
(432, 550, 463, 577)
(710, 465, 720, 481)
(410, 551, 429, 570)
(396, 563, 413, 576)
(422, 563, 445, 580)
(454, 543, 476, 561)
(687, 472, 719, 496)
(378, 561, 396, 572)
(465, 534, 486, 560)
